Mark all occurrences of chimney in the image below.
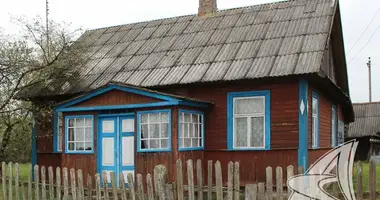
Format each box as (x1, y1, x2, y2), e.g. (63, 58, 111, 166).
(198, 0, 217, 17)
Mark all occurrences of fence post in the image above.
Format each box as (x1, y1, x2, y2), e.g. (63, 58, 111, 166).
(245, 184, 257, 200)
(128, 173, 136, 200)
(234, 162, 240, 200)
(2, 162, 6, 200)
(102, 171, 109, 200)
(176, 159, 184, 200)
(207, 160, 213, 200)
(27, 164, 32, 200)
(95, 174, 101, 200)
(34, 165, 40, 200)
(70, 168, 77, 200)
(41, 166, 47, 200)
(258, 182, 265, 200)
(9, 162, 13, 200)
(286, 165, 294, 198)
(196, 159, 203, 200)
(119, 173, 127, 200)
(356, 162, 363, 200)
(137, 174, 145, 200)
(56, 167, 61, 200)
(78, 169, 85, 200)
(48, 166, 54, 200)
(165, 183, 174, 200)
(63, 168, 69, 200)
(369, 159, 376, 200)
(276, 166, 283, 200)
(146, 174, 154, 200)
(215, 161, 223, 200)
(110, 171, 118, 200)
(157, 174, 166, 200)
(227, 162, 233, 200)
(187, 159, 195, 200)
(87, 173, 93, 200)
(266, 166, 273, 200)
(15, 163, 20, 200)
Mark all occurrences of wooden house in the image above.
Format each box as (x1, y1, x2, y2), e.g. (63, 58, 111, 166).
(347, 102, 380, 161)
(17, 0, 354, 184)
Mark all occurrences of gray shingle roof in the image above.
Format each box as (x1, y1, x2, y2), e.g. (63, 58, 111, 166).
(21, 0, 338, 98)
(348, 102, 380, 138)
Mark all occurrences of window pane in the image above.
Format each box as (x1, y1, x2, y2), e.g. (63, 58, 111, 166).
(183, 123, 189, 137)
(161, 123, 169, 137)
(234, 98, 264, 114)
(68, 119, 74, 127)
(85, 130, 92, 141)
(194, 124, 199, 137)
(68, 142, 75, 150)
(180, 139, 184, 148)
(141, 139, 148, 149)
(251, 117, 264, 147)
(184, 113, 191, 123)
(84, 142, 92, 151)
(184, 138, 191, 147)
(141, 114, 148, 123)
(150, 113, 160, 123)
(161, 139, 169, 148)
(234, 117, 247, 147)
(68, 128, 75, 141)
(150, 140, 159, 148)
(75, 127, 85, 141)
(141, 124, 149, 139)
(85, 118, 92, 126)
(192, 114, 198, 123)
(76, 118, 85, 126)
(192, 139, 199, 147)
(149, 124, 160, 138)
(76, 142, 84, 151)
(189, 123, 194, 137)
(312, 98, 318, 114)
(161, 113, 169, 123)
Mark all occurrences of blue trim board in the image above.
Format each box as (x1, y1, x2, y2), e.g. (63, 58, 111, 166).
(98, 113, 134, 117)
(136, 109, 172, 152)
(64, 115, 95, 154)
(331, 105, 337, 147)
(53, 111, 58, 152)
(298, 80, 308, 170)
(226, 90, 271, 151)
(312, 91, 320, 149)
(177, 109, 205, 151)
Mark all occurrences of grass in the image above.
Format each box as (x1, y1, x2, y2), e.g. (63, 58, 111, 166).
(353, 161, 380, 192)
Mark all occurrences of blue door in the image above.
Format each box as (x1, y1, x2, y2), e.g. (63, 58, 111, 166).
(99, 115, 135, 185)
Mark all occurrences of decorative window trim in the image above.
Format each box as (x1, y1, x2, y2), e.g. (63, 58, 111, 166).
(312, 92, 320, 149)
(227, 90, 271, 151)
(137, 109, 172, 152)
(331, 105, 337, 147)
(53, 111, 63, 153)
(178, 109, 205, 151)
(64, 115, 94, 154)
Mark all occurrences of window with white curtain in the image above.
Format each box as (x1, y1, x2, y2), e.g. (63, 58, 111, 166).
(179, 110, 204, 150)
(66, 116, 93, 153)
(312, 93, 319, 148)
(227, 91, 270, 150)
(139, 111, 170, 151)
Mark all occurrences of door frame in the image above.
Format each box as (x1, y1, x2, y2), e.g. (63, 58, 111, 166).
(96, 113, 135, 184)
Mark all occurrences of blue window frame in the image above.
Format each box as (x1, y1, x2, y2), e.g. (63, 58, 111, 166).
(65, 115, 94, 154)
(53, 111, 63, 152)
(331, 105, 337, 147)
(137, 109, 172, 152)
(312, 92, 320, 149)
(227, 90, 271, 150)
(178, 110, 205, 151)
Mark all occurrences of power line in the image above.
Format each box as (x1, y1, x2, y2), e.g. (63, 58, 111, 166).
(348, 22, 380, 64)
(347, 6, 380, 54)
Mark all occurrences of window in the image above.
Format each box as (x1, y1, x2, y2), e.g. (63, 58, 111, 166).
(331, 105, 337, 147)
(138, 110, 171, 152)
(65, 115, 94, 153)
(56, 112, 63, 152)
(312, 92, 319, 148)
(178, 110, 204, 151)
(227, 91, 270, 150)
(337, 121, 345, 145)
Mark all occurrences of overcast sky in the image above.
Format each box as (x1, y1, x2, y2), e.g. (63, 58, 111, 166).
(1, 0, 379, 103)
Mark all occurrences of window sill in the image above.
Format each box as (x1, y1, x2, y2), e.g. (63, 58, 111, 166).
(178, 147, 204, 152)
(137, 149, 172, 153)
(65, 151, 94, 154)
(228, 147, 270, 151)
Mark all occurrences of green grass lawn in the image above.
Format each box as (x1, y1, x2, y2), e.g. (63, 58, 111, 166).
(353, 161, 380, 192)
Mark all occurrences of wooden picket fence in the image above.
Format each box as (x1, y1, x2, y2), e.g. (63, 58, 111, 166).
(0, 159, 378, 200)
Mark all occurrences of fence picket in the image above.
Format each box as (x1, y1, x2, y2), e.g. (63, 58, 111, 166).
(48, 166, 54, 200)
(101, 171, 109, 200)
(110, 171, 118, 200)
(215, 161, 223, 200)
(70, 168, 77, 200)
(207, 160, 213, 200)
(146, 174, 154, 200)
(2, 162, 6, 200)
(8, 162, 13, 200)
(258, 182, 265, 200)
(15, 163, 20, 200)
(369, 159, 376, 200)
(356, 162, 363, 200)
(128, 173, 136, 200)
(276, 166, 283, 200)
(63, 168, 69, 200)
(245, 184, 256, 200)
(234, 162, 240, 200)
(266, 166, 273, 200)
(27, 164, 32, 200)
(187, 159, 195, 200)
(137, 174, 145, 200)
(165, 183, 174, 200)
(34, 165, 40, 200)
(21, 183, 27, 200)
(176, 159, 184, 200)
(41, 166, 47, 200)
(77, 169, 84, 199)
(95, 174, 101, 200)
(56, 167, 61, 200)
(196, 159, 203, 200)
(227, 161, 233, 200)
(157, 174, 165, 200)
(87, 173, 93, 200)
(119, 173, 127, 200)
(286, 165, 294, 199)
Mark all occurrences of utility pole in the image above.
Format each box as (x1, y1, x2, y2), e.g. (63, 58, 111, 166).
(367, 57, 372, 102)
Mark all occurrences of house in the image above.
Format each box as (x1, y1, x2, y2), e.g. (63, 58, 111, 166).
(17, 0, 354, 185)
(347, 102, 380, 161)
